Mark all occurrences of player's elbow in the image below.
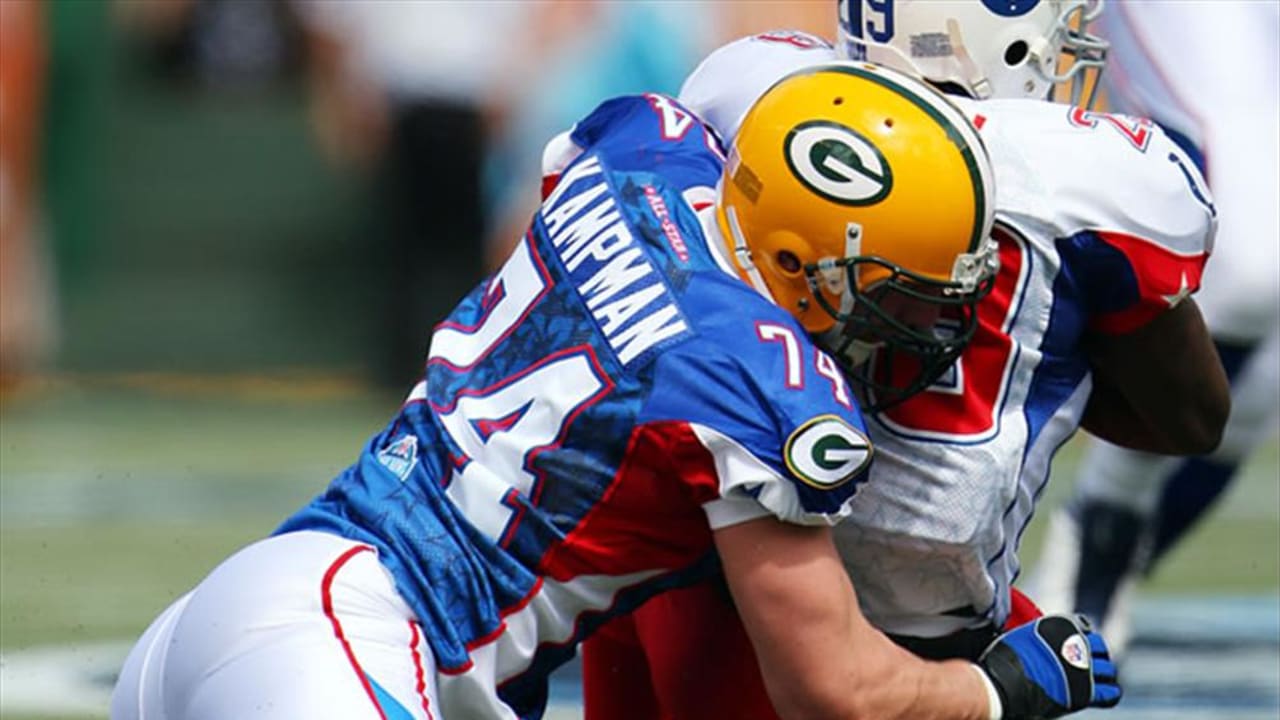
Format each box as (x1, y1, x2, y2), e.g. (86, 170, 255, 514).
(1139, 350, 1232, 455)
(1181, 391, 1231, 455)
(1161, 388, 1230, 455)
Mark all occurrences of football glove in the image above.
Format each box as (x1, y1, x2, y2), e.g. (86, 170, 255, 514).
(976, 613, 1121, 719)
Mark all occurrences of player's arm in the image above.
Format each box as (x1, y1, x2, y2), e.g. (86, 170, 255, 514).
(714, 516, 992, 720)
(717, 517, 1122, 720)
(1080, 297, 1229, 455)
(1061, 115, 1228, 454)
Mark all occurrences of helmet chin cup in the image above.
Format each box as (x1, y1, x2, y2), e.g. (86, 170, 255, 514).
(843, 337, 881, 368)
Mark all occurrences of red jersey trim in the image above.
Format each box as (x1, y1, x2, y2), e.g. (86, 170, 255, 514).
(1090, 229, 1207, 334)
(538, 422, 719, 583)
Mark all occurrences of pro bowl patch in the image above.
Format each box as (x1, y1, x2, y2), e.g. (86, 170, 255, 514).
(784, 415, 873, 489)
(1060, 633, 1090, 670)
(378, 434, 419, 481)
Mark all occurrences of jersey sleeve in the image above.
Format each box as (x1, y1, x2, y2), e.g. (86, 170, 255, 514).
(572, 94, 722, 169)
(678, 31, 837, 142)
(540, 94, 724, 202)
(540, 130, 583, 200)
(1055, 226, 1210, 334)
(639, 293, 872, 530)
(985, 99, 1217, 334)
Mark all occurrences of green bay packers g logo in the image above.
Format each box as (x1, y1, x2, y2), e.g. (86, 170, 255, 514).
(784, 121, 893, 206)
(784, 415, 873, 489)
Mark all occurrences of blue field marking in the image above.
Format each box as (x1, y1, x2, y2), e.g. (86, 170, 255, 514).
(1077, 596, 1280, 718)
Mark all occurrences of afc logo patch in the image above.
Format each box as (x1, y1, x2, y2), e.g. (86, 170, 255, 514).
(377, 434, 419, 481)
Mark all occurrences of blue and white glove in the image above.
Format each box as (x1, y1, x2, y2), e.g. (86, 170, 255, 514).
(975, 613, 1122, 719)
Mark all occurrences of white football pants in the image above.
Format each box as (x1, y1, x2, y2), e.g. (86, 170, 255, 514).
(111, 530, 441, 720)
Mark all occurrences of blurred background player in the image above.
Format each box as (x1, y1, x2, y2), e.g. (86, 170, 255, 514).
(111, 65, 1111, 720)
(0, 0, 55, 390)
(582, 2, 1229, 717)
(2, 0, 834, 394)
(294, 1, 533, 389)
(1032, 0, 1280, 655)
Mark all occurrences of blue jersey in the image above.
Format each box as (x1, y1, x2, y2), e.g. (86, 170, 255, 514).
(279, 94, 872, 718)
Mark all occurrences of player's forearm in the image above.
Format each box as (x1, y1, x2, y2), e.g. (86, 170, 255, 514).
(717, 519, 994, 720)
(765, 658, 993, 720)
(811, 633, 993, 720)
(753, 592, 994, 720)
(1081, 369, 1221, 454)
(1082, 300, 1230, 454)
(889, 659, 994, 720)
(1080, 376, 1179, 453)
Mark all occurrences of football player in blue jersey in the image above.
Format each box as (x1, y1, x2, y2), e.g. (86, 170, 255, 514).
(110, 62, 1120, 720)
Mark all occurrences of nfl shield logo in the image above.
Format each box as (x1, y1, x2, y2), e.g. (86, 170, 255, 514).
(1060, 634, 1090, 670)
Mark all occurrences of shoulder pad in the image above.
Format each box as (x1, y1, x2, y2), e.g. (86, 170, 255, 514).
(977, 99, 1216, 257)
(679, 32, 838, 142)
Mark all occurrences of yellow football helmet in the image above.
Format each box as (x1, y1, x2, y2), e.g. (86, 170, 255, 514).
(715, 61, 999, 410)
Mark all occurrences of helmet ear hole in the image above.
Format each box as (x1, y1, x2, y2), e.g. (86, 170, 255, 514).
(777, 250, 802, 274)
(1004, 40, 1029, 66)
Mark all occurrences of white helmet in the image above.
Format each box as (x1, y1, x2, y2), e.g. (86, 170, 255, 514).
(837, 0, 1109, 106)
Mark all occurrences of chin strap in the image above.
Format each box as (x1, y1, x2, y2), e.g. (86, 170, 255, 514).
(950, 238, 1001, 294)
(946, 18, 993, 100)
(722, 204, 777, 304)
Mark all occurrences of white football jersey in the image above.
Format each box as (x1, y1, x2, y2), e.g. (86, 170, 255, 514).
(1099, 1, 1278, 343)
(680, 33, 1217, 637)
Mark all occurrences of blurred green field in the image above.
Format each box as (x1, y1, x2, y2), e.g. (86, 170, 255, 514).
(1, 380, 1277, 718)
(0, 380, 391, 651)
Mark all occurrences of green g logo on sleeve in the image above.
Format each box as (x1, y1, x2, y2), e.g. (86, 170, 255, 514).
(784, 415, 874, 488)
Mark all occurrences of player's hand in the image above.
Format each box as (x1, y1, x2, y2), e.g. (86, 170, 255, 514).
(976, 613, 1121, 719)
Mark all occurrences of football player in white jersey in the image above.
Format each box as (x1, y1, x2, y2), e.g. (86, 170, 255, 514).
(580, 3, 1230, 719)
(1033, 0, 1280, 654)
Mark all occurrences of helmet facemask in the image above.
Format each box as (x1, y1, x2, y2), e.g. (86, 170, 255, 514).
(807, 226, 999, 413)
(1044, 0, 1110, 107)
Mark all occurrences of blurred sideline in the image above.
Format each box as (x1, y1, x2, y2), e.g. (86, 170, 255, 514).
(1, 370, 374, 404)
